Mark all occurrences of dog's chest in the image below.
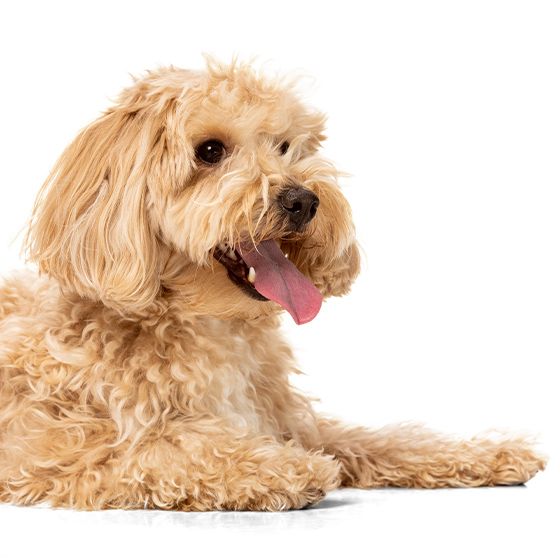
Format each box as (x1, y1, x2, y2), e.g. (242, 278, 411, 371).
(169, 317, 280, 434)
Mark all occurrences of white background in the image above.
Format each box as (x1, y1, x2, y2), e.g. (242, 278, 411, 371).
(0, 1, 558, 558)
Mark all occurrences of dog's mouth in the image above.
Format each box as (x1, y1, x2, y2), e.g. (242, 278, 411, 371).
(213, 240, 323, 325)
(213, 243, 269, 303)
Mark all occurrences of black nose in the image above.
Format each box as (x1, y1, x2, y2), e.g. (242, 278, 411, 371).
(279, 186, 320, 230)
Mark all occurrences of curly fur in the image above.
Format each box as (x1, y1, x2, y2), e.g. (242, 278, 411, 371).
(0, 59, 546, 511)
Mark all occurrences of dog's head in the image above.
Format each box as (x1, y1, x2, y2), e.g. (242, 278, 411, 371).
(26, 60, 360, 324)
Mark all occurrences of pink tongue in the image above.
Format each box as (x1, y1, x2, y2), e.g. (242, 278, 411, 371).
(240, 240, 323, 325)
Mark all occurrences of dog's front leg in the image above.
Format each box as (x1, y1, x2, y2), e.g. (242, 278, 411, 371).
(1, 428, 340, 511)
(115, 430, 341, 511)
(308, 418, 545, 489)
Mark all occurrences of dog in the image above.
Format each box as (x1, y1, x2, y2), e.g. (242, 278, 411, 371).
(0, 59, 546, 511)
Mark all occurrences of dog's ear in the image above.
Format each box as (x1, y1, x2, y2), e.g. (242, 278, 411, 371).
(300, 239, 361, 298)
(314, 240, 361, 297)
(25, 96, 171, 316)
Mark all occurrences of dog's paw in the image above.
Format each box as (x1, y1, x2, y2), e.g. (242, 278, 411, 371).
(240, 485, 327, 512)
(489, 440, 547, 485)
(229, 451, 341, 511)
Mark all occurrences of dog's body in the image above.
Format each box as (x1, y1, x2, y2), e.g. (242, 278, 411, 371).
(0, 61, 545, 510)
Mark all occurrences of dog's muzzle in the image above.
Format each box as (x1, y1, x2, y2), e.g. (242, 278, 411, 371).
(279, 186, 319, 231)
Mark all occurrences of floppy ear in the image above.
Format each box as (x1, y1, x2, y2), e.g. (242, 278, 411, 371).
(299, 239, 361, 298)
(25, 103, 167, 316)
(314, 240, 361, 297)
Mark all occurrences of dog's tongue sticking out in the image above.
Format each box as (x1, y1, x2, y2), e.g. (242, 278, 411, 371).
(240, 240, 323, 325)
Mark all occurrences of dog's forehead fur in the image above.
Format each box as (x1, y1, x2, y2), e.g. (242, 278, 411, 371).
(124, 61, 326, 150)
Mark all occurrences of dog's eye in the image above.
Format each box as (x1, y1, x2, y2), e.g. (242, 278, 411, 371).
(195, 139, 226, 165)
(279, 141, 290, 156)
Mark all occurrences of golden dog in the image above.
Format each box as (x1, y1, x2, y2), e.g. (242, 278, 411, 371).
(0, 60, 545, 510)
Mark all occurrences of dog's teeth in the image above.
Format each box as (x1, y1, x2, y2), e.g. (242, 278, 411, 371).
(227, 249, 236, 260)
(248, 267, 256, 284)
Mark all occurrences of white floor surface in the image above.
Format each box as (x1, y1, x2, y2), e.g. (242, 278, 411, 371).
(1, 464, 556, 560)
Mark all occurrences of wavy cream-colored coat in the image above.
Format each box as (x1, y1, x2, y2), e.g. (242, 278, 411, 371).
(0, 61, 545, 510)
